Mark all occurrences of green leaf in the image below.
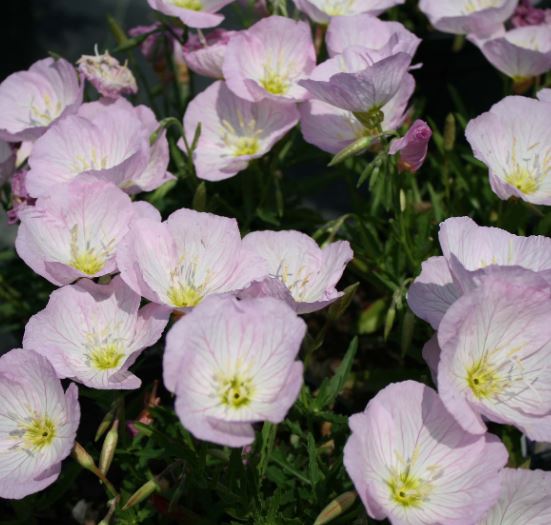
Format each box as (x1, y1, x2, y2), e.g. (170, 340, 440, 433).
(357, 298, 387, 335)
(313, 338, 358, 410)
(307, 434, 324, 488)
(257, 422, 278, 479)
(192, 182, 207, 212)
(327, 282, 359, 322)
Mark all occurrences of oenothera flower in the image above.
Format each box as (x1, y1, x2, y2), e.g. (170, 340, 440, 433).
(0, 57, 82, 142)
(0, 349, 80, 499)
(182, 81, 299, 181)
(418, 0, 518, 36)
(147, 0, 234, 28)
(0, 139, 15, 185)
(15, 179, 151, 286)
(438, 269, 551, 441)
(23, 277, 170, 389)
(293, 0, 404, 25)
(26, 97, 172, 197)
(408, 216, 551, 328)
(77, 50, 138, 98)
(241, 230, 353, 314)
(465, 96, 551, 205)
(299, 49, 412, 132)
(389, 120, 432, 173)
(182, 29, 236, 79)
(344, 381, 507, 525)
(117, 208, 267, 309)
(164, 294, 306, 446)
(299, 48, 415, 154)
(223, 17, 316, 103)
(471, 26, 551, 81)
(479, 468, 551, 525)
(512, 1, 551, 28)
(326, 15, 421, 59)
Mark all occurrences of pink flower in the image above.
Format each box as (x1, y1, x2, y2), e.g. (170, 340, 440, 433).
(511, 0, 550, 28)
(182, 81, 299, 181)
(116, 208, 267, 308)
(181, 29, 236, 79)
(0, 349, 80, 499)
(26, 97, 173, 198)
(15, 179, 152, 286)
(293, 0, 404, 25)
(389, 119, 432, 173)
(438, 268, 551, 440)
(419, 0, 518, 37)
(7, 170, 35, 224)
(77, 50, 138, 98)
(129, 23, 166, 60)
(0, 58, 82, 142)
(241, 230, 353, 313)
(408, 216, 551, 329)
(163, 294, 306, 447)
(299, 49, 412, 116)
(465, 96, 551, 205)
(146, 0, 234, 29)
(0, 139, 15, 185)
(23, 276, 170, 390)
(223, 16, 316, 103)
(299, 74, 415, 155)
(471, 25, 551, 80)
(326, 15, 421, 59)
(479, 468, 551, 524)
(344, 381, 507, 525)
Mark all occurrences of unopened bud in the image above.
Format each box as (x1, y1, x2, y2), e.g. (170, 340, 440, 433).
(99, 419, 119, 475)
(443, 113, 456, 152)
(122, 478, 161, 511)
(72, 442, 97, 472)
(313, 491, 357, 525)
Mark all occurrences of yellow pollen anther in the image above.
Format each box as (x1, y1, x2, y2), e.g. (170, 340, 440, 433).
(23, 417, 56, 449)
(70, 249, 105, 275)
(387, 470, 430, 508)
(466, 357, 503, 399)
(167, 284, 203, 308)
(233, 137, 260, 157)
(219, 376, 254, 409)
(505, 167, 539, 195)
(90, 344, 125, 371)
(172, 0, 202, 10)
(260, 71, 289, 95)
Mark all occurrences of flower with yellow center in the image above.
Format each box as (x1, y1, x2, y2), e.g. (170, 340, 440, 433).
(219, 375, 255, 409)
(463, 0, 501, 14)
(22, 416, 57, 450)
(89, 343, 126, 371)
(466, 357, 504, 399)
(260, 69, 290, 96)
(387, 469, 432, 508)
(172, 0, 202, 10)
(505, 166, 539, 195)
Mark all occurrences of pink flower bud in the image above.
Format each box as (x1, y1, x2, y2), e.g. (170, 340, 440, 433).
(389, 119, 432, 173)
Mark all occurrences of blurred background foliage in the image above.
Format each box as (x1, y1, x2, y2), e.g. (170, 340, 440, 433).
(0, 1, 550, 524)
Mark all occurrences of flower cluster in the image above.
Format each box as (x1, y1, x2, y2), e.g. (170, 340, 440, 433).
(1, 0, 550, 521)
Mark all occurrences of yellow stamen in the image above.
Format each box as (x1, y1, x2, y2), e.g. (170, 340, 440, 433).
(466, 357, 503, 399)
(260, 70, 289, 95)
(387, 470, 431, 508)
(233, 137, 260, 157)
(89, 344, 125, 371)
(23, 417, 56, 449)
(167, 284, 203, 308)
(505, 167, 539, 195)
(70, 249, 105, 275)
(219, 376, 254, 409)
(172, 0, 202, 10)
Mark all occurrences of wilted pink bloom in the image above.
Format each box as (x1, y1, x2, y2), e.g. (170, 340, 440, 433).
(293, 0, 404, 25)
(223, 17, 316, 103)
(147, 0, 233, 29)
(538, 88, 551, 102)
(299, 74, 415, 154)
(164, 294, 306, 446)
(129, 23, 165, 60)
(471, 25, 551, 80)
(182, 81, 299, 181)
(117, 208, 267, 308)
(408, 216, 551, 328)
(77, 50, 138, 98)
(181, 29, 236, 79)
(0, 349, 80, 499)
(326, 14, 421, 59)
(479, 468, 551, 525)
(419, 0, 518, 36)
(26, 97, 172, 197)
(389, 119, 432, 173)
(0, 58, 82, 142)
(344, 381, 507, 525)
(0, 139, 15, 184)
(7, 170, 35, 224)
(23, 276, 170, 390)
(235, 276, 295, 309)
(299, 49, 412, 118)
(241, 230, 353, 314)
(465, 96, 551, 204)
(511, 0, 550, 28)
(15, 179, 149, 286)
(438, 269, 551, 440)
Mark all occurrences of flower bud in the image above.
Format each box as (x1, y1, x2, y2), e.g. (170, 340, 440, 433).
(313, 491, 357, 525)
(99, 419, 119, 475)
(72, 442, 97, 472)
(122, 479, 161, 511)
